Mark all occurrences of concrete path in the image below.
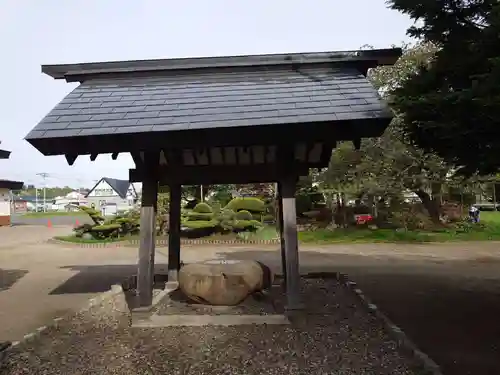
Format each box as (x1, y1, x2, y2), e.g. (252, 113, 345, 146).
(0, 225, 155, 341)
(10, 213, 93, 226)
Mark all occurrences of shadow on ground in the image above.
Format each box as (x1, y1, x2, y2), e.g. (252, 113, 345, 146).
(218, 249, 500, 375)
(50, 264, 169, 294)
(0, 269, 29, 291)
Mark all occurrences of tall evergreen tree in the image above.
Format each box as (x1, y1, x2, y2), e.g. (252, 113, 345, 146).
(387, 0, 500, 175)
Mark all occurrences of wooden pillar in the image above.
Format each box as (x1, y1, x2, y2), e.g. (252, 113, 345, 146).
(493, 181, 497, 211)
(137, 153, 159, 307)
(168, 183, 182, 282)
(280, 175, 303, 311)
(276, 182, 287, 287)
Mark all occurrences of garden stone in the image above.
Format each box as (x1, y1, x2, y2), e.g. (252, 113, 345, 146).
(82, 233, 94, 240)
(178, 260, 273, 306)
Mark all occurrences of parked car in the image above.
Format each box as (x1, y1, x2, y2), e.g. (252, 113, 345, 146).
(473, 203, 500, 211)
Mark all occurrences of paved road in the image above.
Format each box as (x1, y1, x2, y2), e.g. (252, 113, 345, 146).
(1, 227, 500, 374)
(11, 214, 93, 226)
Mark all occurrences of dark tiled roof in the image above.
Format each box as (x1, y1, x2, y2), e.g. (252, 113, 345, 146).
(87, 177, 130, 199)
(25, 66, 391, 140)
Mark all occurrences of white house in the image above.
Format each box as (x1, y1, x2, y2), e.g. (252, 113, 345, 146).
(85, 177, 138, 215)
(51, 191, 87, 211)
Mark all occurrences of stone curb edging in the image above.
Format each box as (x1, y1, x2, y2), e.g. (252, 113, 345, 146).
(48, 238, 128, 248)
(49, 238, 280, 248)
(181, 239, 279, 245)
(334, 273, 444, 375)
(0, 284, 124, 361)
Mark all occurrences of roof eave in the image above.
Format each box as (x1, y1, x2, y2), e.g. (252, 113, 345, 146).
(41, 48, 402, 81)
(0, 149, 11, 159)
(0, 180, 24, 190)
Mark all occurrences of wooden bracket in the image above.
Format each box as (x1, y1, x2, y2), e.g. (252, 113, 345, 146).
(64, 154, 78, 166)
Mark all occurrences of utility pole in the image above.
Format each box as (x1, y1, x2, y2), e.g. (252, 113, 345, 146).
(36, 173, 50, 212)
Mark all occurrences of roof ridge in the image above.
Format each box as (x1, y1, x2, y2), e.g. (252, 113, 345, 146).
(41, 48, 402, 81)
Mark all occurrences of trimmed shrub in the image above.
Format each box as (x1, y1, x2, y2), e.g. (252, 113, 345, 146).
(181, 219, 218, 238)
(217, 209, 236, 231)
(91, 223, 121, 239)
(187, 212, 214, 221)
(79, 205, 105, 225)
(225, 197, 265, 213)
(73, 207, 139, 240)
(251, 213, 261, 220)
(74, 223, 93, 237)
(91, 224, 121, 231)
(219, 208, 236, 220)
(235, 210, 253, 220)
(232, 219, 263, 231)
(114, 217, 140, 235)
(262, 214, 275, 223)
(193, 202, 213, 213)
(182, 219, 219, 229)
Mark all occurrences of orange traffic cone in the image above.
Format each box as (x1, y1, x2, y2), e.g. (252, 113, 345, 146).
(47, 219, 52, 228)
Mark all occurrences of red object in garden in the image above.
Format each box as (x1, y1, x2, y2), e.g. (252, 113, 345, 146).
(355, 214, 373, 225)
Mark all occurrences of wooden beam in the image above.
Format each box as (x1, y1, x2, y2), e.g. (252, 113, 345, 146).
(30, 116, 390, 157)
(206, 147, 213, 165)
(249, 146, 255, 164)
(277, 144, 296, 173)
(319, 142, 336, 166)
(167, 184, 182, 282)
(137, 152, 159, 307)
(129, 163, 310, 185)
(220, 147, 226, 164)
(276, 182, 287, 287)
(165, 149, 184, 173)
(131, 152, 144, 168)
(353, 138, 361, 150)
(280, 174, 303, 311)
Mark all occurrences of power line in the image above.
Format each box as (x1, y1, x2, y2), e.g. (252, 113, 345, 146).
(36, 173, 50, 212)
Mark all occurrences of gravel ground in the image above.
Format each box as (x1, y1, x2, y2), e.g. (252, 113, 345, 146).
(1, 279, 423, 374)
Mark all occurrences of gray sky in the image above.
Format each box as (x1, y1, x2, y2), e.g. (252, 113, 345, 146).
(0, 0, 413, 188)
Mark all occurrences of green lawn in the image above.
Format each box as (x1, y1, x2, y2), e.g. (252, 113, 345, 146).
(299, 212, 500, 244)
(54, 235, 125, 244)
(23, 211, 88, 218)
(480, 211, 500, 223)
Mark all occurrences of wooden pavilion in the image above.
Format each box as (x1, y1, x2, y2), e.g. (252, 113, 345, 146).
(25, 48, 401, 309)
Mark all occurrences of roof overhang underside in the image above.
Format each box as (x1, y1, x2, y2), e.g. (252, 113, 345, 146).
(25, 48, 400, 177)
